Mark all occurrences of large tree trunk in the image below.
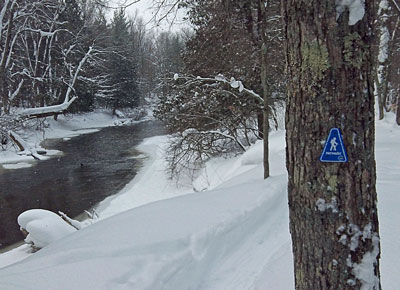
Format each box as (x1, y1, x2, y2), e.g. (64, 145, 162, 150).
(282, 1, 381, 289)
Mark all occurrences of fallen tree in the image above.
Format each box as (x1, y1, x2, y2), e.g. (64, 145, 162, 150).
(18, 46, 93, 119)
(20, 97, 77, 120)
(8, 130, 46, 160)
(1, 46, 94, 158)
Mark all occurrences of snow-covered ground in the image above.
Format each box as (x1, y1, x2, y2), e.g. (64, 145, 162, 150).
(0, 112, 398, 289)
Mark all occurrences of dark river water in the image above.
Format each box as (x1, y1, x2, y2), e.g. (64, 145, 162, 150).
(0, 120, 165, 249)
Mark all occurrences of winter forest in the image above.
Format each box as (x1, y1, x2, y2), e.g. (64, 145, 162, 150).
(0, 0, 399, 290)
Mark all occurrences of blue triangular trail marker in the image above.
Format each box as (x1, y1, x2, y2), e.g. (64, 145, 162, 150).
(320, 128, 348, 163)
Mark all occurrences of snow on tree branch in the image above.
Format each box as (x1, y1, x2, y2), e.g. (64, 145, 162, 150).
(64, 46, 94, 103)
(173, 73, 263, 103)
(19, 45, 94, 118)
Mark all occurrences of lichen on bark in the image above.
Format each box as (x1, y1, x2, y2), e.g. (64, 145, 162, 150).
(343, 32, 365, 69)
(301, 41, 330, 81)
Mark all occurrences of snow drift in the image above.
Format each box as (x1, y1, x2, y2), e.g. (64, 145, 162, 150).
(0, 176, 292, 290)
(0, 113, 398, 289)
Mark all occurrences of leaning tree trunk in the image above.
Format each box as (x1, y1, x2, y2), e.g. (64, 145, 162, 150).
(282, 1, 381, 289)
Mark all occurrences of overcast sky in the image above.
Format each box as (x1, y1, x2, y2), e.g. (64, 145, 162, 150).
(109, 0, 188, 33)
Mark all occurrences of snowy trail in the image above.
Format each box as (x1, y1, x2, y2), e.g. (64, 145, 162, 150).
(0, 176, 292, 290)
(0, 115, 398, 289)
(199, 178, 292, 290)
(375, 117, 400, 290)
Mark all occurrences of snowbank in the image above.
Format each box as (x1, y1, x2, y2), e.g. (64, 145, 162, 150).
(0, 112, 398, 289)
(0, 176, 292, 290)
(95, 135, 192, 219)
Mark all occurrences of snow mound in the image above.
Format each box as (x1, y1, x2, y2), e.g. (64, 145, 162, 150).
(18, 209, 77, 249)
(241, 140, 263, 166)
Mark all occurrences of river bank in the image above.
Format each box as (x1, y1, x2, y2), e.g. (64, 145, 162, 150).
(0, 110, 135, 169)
(0, 110, 162, 254)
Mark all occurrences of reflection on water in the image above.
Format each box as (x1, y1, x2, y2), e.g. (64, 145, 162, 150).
(0, 120, 165, 249)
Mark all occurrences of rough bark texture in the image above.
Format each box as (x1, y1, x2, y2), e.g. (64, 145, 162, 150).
(8, 131, 25, 152)
(259, 1, 270, 179)
(0, 4, 16, 115)
(397, 95, 400, 125)
(376, 1, 399, 120)
(282, 1, 381, 289)
(376, 0, 391, 120)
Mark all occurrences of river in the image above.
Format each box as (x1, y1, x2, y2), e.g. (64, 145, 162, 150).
(0, 120, 165, 249)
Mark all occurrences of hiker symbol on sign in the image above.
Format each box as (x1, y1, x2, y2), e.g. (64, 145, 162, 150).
(320, 128, 348, 163)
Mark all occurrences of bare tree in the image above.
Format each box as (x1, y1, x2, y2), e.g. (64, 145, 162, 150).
(0, 0, 104, 115)
(0, 0, 109, 152)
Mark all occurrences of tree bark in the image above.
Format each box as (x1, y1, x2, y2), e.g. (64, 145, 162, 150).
(376, 0, 391, 120)
(282, 0, 381, 289)
(259, 0, 270, 179)
(256, 112, 264, 139)
(0, 4, 16, 115)
(396, 94, 400, 125)
(376, 2, 399, 119)
(261, 41, 270, 180)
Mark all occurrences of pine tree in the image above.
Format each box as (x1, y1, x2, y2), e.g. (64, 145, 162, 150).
(107, 9, 139, 113)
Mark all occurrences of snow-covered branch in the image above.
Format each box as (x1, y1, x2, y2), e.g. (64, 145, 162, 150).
(390, 0, 400, 13)
(64, 46, 94, 103)
(209, 130, 247, 151)
(183, 128, 247, 152)
(18, 45, 94, 118)
(173, 73, 264, 103)
(9, 79, 24, 101)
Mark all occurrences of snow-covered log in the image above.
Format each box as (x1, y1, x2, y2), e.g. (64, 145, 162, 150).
(20, 96, 77, 119)
(8, 130, 45, 160)
(8, 130, 26, 151)
(18, 209, 77, 250)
